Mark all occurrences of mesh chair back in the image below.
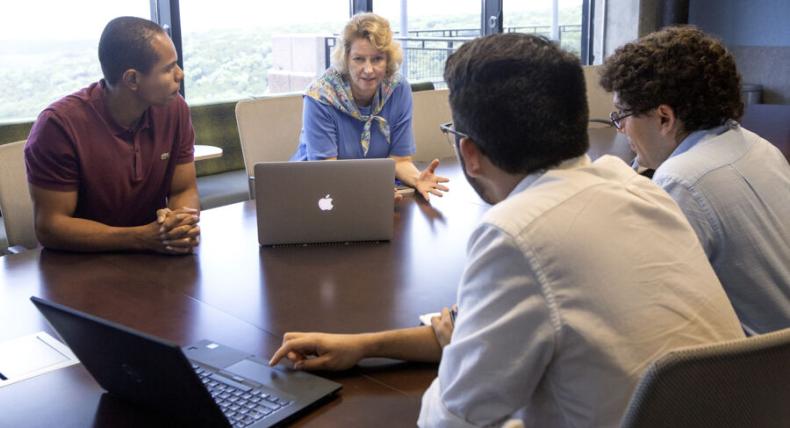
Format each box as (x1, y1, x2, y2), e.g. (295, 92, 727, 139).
(235, 94, 304, 198)
(620, 327, 790, 428)
(235, 93, 304, 175)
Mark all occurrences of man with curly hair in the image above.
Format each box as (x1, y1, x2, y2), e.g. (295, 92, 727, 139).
(600, 26, 790, 334)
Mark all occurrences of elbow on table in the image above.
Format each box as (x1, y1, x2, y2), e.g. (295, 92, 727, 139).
(33, 214, 73, 251)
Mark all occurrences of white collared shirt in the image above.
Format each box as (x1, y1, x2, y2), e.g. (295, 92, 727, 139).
(418, 155, 744, 427)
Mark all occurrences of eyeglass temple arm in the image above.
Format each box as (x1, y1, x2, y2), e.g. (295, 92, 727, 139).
(589, 118, 614, 127)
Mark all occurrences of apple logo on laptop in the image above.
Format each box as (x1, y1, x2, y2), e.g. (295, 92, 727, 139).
(318, 194, 334, 211)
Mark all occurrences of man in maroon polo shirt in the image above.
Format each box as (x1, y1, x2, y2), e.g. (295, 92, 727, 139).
(24, 16, 200, 254)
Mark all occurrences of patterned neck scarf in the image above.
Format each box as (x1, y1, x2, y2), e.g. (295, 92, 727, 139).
(305, 68, 402, 156)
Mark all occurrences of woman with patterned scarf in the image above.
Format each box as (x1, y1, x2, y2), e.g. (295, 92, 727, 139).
(290, 13, 449, 200)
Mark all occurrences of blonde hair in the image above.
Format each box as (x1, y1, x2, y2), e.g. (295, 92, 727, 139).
(331, 13, 403, 78)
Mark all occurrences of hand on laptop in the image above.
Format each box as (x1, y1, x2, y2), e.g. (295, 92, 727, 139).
(154, 207, 201, 254)
(269, 332, 367, 371)
(415, 159, 450, 201)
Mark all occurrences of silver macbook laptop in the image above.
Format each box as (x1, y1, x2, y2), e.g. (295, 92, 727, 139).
(254, 159, 395, 246)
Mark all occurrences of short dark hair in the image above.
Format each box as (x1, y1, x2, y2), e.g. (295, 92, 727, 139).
(443, 33, 589, 174)
(599, 26, 743, 132)
(98, 16, 166, 85)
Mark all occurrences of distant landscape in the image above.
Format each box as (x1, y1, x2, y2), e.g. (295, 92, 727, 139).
(0, 9, 582, 123)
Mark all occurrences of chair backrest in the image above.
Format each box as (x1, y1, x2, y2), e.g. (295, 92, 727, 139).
(583, 65, 615, 121)
(0, 140, 37, 249)
(411, 88, 455, 162)
(619, 327, 790, 428)
(235, 93, 304, 177)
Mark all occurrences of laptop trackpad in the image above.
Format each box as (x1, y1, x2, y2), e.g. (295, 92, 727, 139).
(225, 358, 290, 388)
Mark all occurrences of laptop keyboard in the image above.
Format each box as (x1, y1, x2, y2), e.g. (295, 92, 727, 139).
(193, 364, 292, 427)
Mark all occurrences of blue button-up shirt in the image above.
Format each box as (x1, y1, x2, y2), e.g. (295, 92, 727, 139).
(653, 123, 790, 334)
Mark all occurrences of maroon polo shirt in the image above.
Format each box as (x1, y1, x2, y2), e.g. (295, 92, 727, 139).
(25, 81, 195, 227)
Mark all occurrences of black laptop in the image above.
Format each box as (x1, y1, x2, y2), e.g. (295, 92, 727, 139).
(30, 297, 341, 427)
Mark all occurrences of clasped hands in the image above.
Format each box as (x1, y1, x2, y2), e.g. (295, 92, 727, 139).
(152, 207, 201, 255)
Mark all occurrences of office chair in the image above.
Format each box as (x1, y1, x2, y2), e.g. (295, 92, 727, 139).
(619, 327, 790, 428)
(411, 88, 455, 162)
(0, 140, 37, 253)
(235, 93, 304, 198)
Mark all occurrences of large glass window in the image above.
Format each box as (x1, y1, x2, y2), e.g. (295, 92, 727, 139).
(504, 0, 585, 57)
(0, 1, 593, 120)
(0, 1, 150, 123)
(179, 0, 349, 104)
(373, 0, 481, 86)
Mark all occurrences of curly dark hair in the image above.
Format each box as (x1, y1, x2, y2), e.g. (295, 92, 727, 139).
(599, 26, 743, 132)
(443, 33, 589, 175)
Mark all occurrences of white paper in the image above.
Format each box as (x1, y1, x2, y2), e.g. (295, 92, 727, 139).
(419, 312, 441, 326)
(0, 331, 79, 387)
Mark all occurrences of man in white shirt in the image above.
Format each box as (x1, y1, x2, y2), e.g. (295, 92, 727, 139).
(599, 26, 790, 334)
(269, 33, 744, 427)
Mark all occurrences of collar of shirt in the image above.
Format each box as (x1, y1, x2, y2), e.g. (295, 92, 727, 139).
(669, 119, 739, 159)
(92, 80, 153, 138)
(507, 154, 592, 199)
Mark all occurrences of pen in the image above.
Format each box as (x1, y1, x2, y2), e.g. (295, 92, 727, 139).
(450, 306, 457, 326)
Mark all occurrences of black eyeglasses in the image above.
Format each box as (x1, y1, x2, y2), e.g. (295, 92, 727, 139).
(439, 122, 469, 152)
(609, 110, 635, 130)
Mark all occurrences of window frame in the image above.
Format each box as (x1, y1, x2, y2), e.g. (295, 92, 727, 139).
(150, 0, 593, 99)
(150, 0, 185, 95)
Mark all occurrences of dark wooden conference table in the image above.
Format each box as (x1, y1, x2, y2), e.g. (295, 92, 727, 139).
(0, 160, 490, 428)
(0, 135, 633, 427)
